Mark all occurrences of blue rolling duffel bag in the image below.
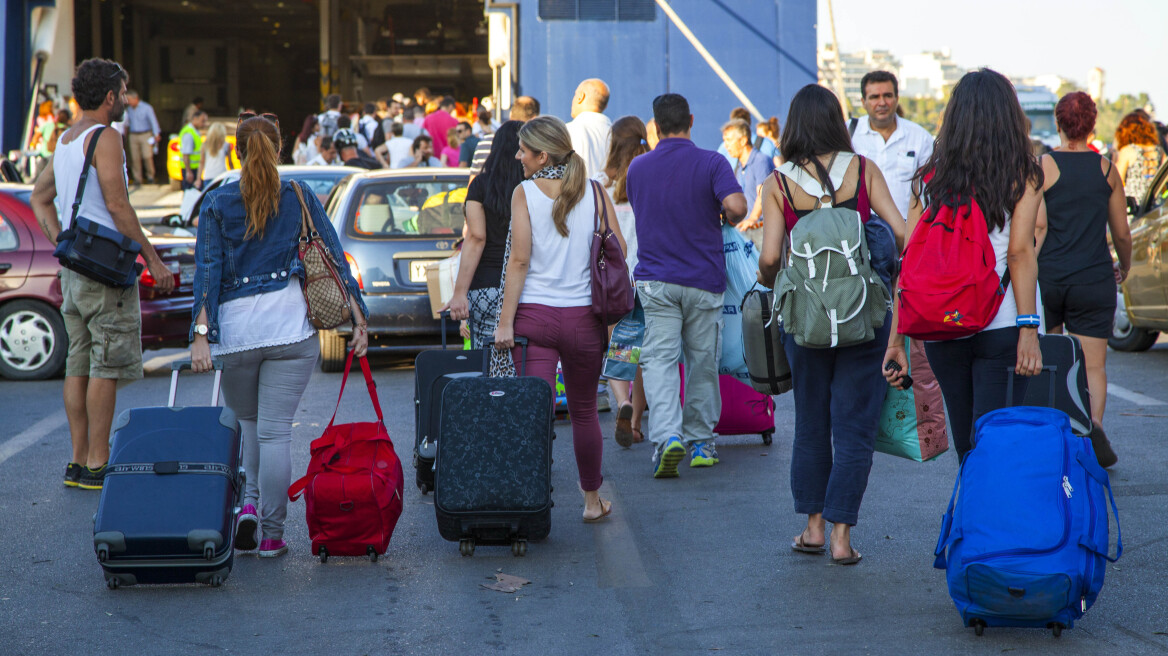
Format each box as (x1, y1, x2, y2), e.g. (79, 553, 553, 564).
(933, 370, 1122, 637)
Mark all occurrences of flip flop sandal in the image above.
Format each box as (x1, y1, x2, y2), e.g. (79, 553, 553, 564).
(791, 533, 826, 554)
(583, 499, 613, 523)
(614, 403, 635, 448)
(830, 548, 863, 566)
(631, 428, 644, 443)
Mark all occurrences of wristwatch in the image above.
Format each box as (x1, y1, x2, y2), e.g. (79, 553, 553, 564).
(194, 324, 209, 337)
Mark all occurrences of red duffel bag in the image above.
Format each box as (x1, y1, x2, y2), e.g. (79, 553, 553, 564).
(288, 351, 404, 563)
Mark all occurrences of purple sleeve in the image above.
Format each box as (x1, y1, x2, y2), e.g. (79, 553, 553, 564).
(710, 154, 743, 203)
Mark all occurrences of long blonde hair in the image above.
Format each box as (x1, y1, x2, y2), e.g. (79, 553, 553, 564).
(519, 116, 586, 237)
(235, 117, 282, 239)
(203, 122, 227, 158)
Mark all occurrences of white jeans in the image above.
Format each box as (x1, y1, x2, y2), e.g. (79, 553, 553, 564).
(635, 280, 723, 447)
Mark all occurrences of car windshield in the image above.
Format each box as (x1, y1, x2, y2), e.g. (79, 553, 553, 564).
(287, 173, 349, 205)
(346, 179, 467, 238)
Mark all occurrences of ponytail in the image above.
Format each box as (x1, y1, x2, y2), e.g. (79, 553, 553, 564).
(553, 152, 586, 237)
(240, 128, 281, 239)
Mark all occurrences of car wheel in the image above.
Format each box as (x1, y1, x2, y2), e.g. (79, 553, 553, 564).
(1109, 293, 1160, 351)
(319, 329, 348, 372)
(0, 300, 68, 380)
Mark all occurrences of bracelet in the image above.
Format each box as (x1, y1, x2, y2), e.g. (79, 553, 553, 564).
(1016, 314, 1041, 327)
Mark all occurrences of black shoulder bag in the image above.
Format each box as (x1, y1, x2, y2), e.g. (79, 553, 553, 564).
(53, 126, 144, 288)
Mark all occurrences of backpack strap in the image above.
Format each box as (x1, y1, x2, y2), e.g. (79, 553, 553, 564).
(773, 170, 800, 226)
(848, 117, 859, 138)
(856, 155, 870, 220)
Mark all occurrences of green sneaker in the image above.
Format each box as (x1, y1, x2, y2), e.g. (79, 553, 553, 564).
(689, 441, 719, 467)
(64, 463, 83, 488)
(78, 464, 107, 490)
(652, 437, 686, 479)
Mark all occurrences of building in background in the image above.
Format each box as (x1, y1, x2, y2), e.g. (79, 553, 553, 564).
(817, 46, 900, 108)
(1088, 67, 1106, 103)
(899, 49, 964, 99)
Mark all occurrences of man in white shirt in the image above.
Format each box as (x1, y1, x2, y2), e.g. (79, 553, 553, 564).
(375, 122, 415, 168)
(848, 71, 934, 220)
(306, 136, 340, 166)
(565, 79, 612, 178)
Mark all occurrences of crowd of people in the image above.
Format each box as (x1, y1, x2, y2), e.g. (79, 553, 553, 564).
(29, 56, 1157, 563)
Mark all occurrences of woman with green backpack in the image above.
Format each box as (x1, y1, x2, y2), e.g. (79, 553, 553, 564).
(756, 84, 906, 566)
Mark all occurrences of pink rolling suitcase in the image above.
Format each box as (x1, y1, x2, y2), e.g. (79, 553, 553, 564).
(679, 365, 776, 445)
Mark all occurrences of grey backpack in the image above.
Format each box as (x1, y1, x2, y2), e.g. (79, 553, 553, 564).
(772, 156, 890, 348)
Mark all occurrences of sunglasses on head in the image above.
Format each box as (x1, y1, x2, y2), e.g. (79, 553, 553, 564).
(108, 63, 125, 79)
(238, 111, 279, 125)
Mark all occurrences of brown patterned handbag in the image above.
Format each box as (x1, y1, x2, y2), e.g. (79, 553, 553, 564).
(292, 182, 352, 329)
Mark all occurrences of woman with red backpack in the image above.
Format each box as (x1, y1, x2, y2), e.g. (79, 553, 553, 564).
(885, 68, 1045, 462)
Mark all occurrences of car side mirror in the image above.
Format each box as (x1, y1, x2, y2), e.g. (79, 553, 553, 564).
(1126, 196, 1140, 219)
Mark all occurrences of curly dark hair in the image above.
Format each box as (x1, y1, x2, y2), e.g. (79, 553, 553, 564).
(72, 58, 128, 111)
(1055, 92, 1096, 141)
(912, 69, 1043, 232)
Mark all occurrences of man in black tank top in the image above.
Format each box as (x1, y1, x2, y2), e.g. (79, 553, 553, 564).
(28, 58, 174, 491)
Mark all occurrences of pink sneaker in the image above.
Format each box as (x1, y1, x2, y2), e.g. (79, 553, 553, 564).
(235, 504, 259, 551)
(258, 539, 288, 558)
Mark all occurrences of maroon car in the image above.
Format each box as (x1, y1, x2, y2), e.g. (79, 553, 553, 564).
(0, 184, 194, 380)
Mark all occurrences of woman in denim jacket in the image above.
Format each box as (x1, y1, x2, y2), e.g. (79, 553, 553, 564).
(190, 114, 367, 558)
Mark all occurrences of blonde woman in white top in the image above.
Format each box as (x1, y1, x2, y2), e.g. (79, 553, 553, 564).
(495, 116, 627, 522)
(196, 122, 233, 185)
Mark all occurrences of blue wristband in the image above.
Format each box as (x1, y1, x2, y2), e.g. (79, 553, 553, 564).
(1016, 314, 1041, 327)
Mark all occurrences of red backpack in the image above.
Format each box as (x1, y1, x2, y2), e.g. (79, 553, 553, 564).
(288, 351, 404, 563)
(897, 194, 1010, 340)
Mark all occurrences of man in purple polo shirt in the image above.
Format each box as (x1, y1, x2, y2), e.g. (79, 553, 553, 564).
(627, 93, 747, 479)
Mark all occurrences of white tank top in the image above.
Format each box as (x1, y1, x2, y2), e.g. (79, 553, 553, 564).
(518, 179, 595, 307)
(982, 214, 1045, 333)
(53, 124, 124, 232)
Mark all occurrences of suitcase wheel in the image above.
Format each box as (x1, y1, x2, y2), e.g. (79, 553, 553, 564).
(1048, 623, 1064, 638)
(368, 546, 379, 563)
(208, 574, 224, 588)
(761, 430, 774, 446)
(319, 546, 329, 564)
(971, 619, 985, 636)
(106, 576, 120, 590)
(511, 540, 527, 557)
(459, 539, 475, 557)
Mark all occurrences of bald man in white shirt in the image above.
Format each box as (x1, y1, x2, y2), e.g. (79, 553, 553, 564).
(566, 78, 613, 179)
(849, 71, 934, 220)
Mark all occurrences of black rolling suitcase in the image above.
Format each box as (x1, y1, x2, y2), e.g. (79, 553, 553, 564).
(93, 360, 243, 589)
(1023, 334, 1092, 435)
(413, 312, 484, 494)
(434, 340, 554, 557)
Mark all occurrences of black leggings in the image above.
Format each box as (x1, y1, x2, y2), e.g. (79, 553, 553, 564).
(923, 328, 1030, 461)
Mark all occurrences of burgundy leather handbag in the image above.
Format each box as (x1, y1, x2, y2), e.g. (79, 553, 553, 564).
(589, 181, 635, 325)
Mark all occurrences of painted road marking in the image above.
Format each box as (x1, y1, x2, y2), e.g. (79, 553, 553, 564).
(1108, 383, 1167, 406)
(0, 411, 68, 467)
(592, 481, 652, 588)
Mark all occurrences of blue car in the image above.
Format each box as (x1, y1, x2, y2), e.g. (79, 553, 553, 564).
(321, 167, 469, 371)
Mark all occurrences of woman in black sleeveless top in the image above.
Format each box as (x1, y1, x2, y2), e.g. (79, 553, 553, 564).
(1038, 92, 1131, 465)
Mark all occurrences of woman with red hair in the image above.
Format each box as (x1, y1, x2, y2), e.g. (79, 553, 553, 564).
(1037, 92, 1131, 467)
(1114, 111, 1165, 201)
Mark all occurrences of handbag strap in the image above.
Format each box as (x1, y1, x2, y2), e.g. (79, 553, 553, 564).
(290, 181, 315, 242)
(591, 180, 610, 235)
(70, 126, 105, 226)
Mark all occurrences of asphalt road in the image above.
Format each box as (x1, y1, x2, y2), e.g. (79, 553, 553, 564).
(0, 343, 1166, 655)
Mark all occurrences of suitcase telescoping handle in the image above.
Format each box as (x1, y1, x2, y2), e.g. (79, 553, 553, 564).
(169, 359, 224, 408)
(1004, 365, 1056, 408)
(482, 336, 529, 376)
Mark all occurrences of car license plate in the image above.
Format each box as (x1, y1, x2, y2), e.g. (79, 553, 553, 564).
(410, 261, 436, 283)
(180, 264, 195, 285)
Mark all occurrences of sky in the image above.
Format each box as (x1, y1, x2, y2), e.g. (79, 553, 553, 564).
(816, 0, 1167, 113)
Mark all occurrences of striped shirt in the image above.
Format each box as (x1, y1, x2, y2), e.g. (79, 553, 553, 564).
(469, 133, 494, 176)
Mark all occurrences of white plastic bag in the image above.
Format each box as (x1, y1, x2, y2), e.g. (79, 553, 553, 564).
(721, 224, 760, 383)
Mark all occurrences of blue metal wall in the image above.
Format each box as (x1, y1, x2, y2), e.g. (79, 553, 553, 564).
(514, 0, 816, 150)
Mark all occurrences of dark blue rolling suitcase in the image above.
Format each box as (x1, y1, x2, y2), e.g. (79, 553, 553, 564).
(93, 360, 243, 589)
(434, 340, 553, 557)
(413, 312, 483, 494)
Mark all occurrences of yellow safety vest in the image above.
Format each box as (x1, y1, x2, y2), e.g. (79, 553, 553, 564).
(179, 123, 203, 169)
